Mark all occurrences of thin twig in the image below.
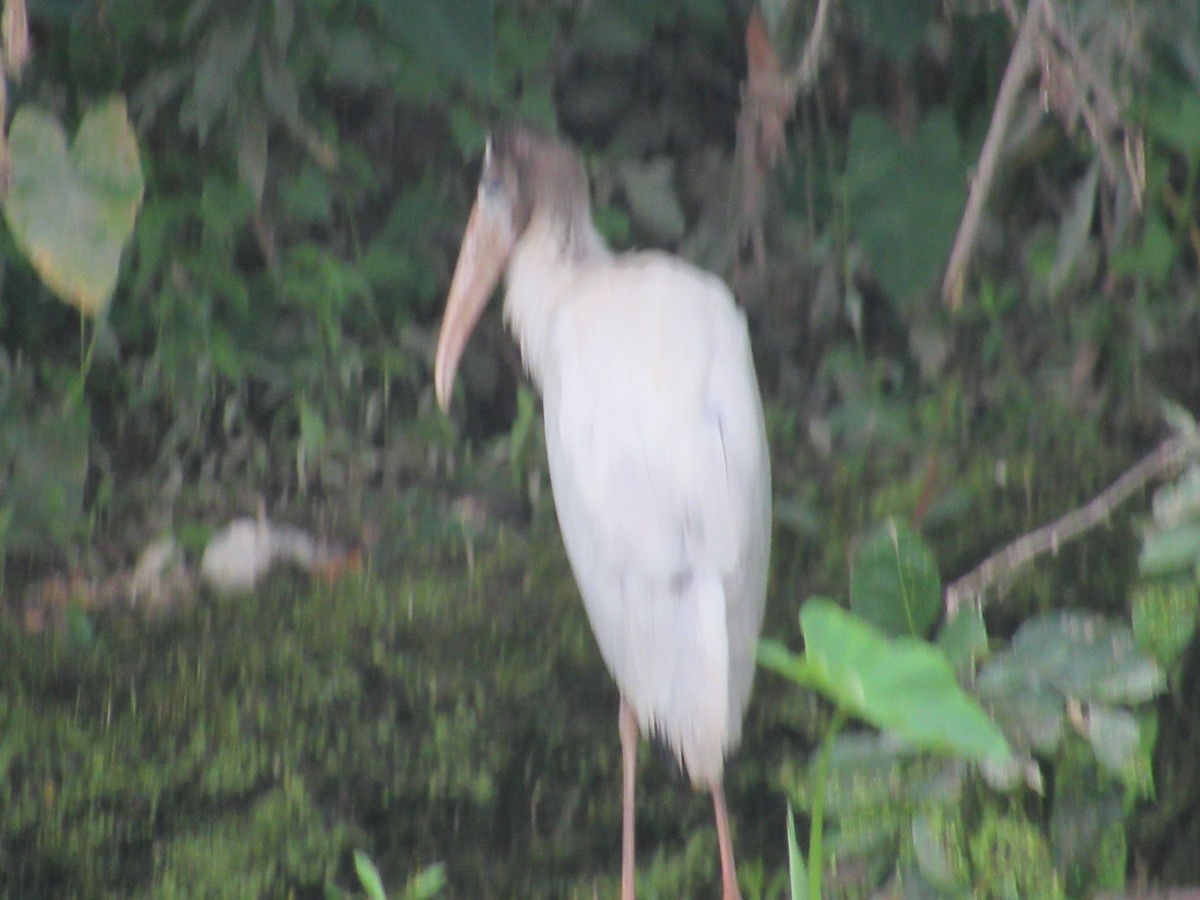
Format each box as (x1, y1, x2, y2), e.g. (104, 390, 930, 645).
(945, 432, 1200, 616)
(1038, 8, 1129, 192)
(791, 0, 835, 92)
(942, 0, 1048, 309)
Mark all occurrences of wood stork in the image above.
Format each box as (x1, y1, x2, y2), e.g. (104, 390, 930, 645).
(434, 126, 771, 900)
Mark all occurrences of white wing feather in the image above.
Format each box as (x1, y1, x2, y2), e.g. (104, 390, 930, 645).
(538, 252, 771, 785)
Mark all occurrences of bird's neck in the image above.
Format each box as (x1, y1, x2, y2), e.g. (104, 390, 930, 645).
(503, 210, 610, 390)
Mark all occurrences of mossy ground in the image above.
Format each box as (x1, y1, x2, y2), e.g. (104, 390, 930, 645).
(0, 489, 784, 898)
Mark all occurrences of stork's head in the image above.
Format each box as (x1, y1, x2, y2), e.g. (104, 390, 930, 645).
(433, 126, 590, 411)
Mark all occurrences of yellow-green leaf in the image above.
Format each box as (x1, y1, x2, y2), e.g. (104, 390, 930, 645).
(3, 96, 144, 315)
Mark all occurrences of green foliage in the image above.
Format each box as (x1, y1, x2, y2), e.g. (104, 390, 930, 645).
(764, 514, 1169, 897)
(846, 0, 936, 62)
(762, 600, 1009, 762)
(374, 0, 496, 90)
(1130, 449, 1200, 690)
(3, 98, 144, 316)
(351, 849, 446, 900)
(0, 367, 90, 557)
(849, 517, 941, 637)
(0, 0, 573, 565)
(978, 611, 1162, 804)
(844, 110, 966, 306)
(353, 850, 389, 900)
(969, 810, 1065, 899)
(762, 521, 1012, 898)
(1131, 578, 1198, 671)
(1139, 459, 1200, 577)
(0, 515, 607, 896)
(786, 803, 807, 900)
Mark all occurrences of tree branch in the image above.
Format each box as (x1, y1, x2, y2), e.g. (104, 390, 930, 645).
(942, 0, 1047, 308)
(945, 432, 1200, 616)
(790, 0, 835, 93)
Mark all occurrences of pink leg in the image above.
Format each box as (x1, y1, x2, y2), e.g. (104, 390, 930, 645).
(619, 697, 639, 900)
(712, 780, 742, 900)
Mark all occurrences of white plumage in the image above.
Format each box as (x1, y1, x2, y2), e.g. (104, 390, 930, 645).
(434, 126, 771, 900)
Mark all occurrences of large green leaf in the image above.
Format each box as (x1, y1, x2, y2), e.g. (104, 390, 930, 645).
(758, 636, 817, 687)
(850, 517, 941, 637)
(799, 600, 1010, 762)
(976, 658, 1066, 754)
(1005, 612, 1165, 705)
(845, 110, 966, 304)
(352, 850, 387, 900)
(3, 98, 144, 315)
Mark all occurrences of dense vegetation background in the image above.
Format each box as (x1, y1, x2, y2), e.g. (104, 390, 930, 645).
(1, 0, 1199, 896)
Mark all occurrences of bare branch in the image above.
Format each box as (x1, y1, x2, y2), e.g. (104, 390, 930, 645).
(790, 0, 836, 93)
(942, 0, 1047, 308)
(945, 432, 1200, 616)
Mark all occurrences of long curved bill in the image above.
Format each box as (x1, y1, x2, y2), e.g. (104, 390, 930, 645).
(434, 195, 515, 411)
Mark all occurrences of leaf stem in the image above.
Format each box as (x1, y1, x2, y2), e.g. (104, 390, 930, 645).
(67, 313, 101, 411)
(809, 705, 848, 900)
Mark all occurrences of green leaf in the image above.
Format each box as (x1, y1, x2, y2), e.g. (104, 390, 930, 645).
(976, 657, 1065, 754)
(1084, 706, 1142, 778)
(758, 638, 817, 687)
(3, 97, 144, 315)
(911, 811, 966, 892)
(298, 398, 326, 456)
(191, 16, 258, 143)
(375, 0, 495, 90)
(800, 600, 1010, 761)
(937, 605, 989, 676)
(508, 385, 538, 486)
(1049, 744, 1128, 892)
(1151, 464, 1200, 529)
(0, 400, 90, 553)
(573, 0, 659, 59)
(845, 110, 966, 304)
(235, 104, 269, 206)
(1007, 612, 1165, 705)
(847, 0, 936, 61)
(1139, 523, 1200, 576)
(327, 28, 388, 88)
(813, 731, 923, 817)
(1147, 88, 1200, 156)
(353, 849, 387, 900)
(404, 862, 447, 899)
(1131, 579, 1199, 668)
(1111, 211, 1175, 285)
(850, 518, 941, 637)
(786, 803, 808, 900)
(979, 750, 1031, 793)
